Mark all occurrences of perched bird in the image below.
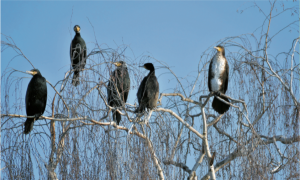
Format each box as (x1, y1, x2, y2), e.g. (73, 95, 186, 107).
(107, 61, 130, 125)
(135, 63, 159, 113)
(24, 69, 47, 134)
(70, 25, 87, 86)
(208, 45, 230, 114)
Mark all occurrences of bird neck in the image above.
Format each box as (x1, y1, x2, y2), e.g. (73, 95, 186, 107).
(75, 32, 81, 37)
(218, 50, 225, 57)
(33, 73, 42, 78)
(117, 66, 127, 71)
(148, 69, 155, 76)
(214, 51, 224, 59)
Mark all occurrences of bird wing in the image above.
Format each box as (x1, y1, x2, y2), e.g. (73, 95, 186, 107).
(25, 80, 32, 115)
(145, 75, 158, 98)
(107, 70, 115, 106)
(80, 40, 87, 68)
(41, 77, 47, 113)
(208, 57, 213, 92)
(25, 76, 47, 116)
(137, 76, 147, 104)
(70, 43, 72, 60)
(107, 69, 125, 106)
(70, 37, 77, 61)
(223, 58, 229, 93)
(83, 43, 87, 59)
(123, 68, 130, 103)
(70, 39, 77, 66)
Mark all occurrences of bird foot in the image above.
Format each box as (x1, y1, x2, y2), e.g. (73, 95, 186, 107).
(214, 91, 221, 96)
(34, 114, 40, 121)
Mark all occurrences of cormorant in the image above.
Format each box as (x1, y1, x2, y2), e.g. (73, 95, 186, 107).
(107, 61, 130, 125)
(24, 69, 47, 134)
(135, 63, 159, 113)
(70, 25, 87, 86)
(208, 45, 230, 114)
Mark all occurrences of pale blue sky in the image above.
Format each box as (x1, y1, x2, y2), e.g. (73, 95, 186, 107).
(3, 1, 297, 103)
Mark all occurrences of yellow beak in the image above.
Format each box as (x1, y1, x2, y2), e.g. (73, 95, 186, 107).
(26, 71, 37, 75)
(214, 46, 219, 51)
(113, 62, 121, 67)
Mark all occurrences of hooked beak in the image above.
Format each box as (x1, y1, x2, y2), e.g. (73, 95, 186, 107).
(76, 26, 80, 32)
(214, 46, 221, 51)
(113, 62, 121, 67)
(26, 70, 37, 75)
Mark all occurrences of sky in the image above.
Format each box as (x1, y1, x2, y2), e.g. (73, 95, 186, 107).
(3, 1, 297, 105)
(1, 0, 298, 178)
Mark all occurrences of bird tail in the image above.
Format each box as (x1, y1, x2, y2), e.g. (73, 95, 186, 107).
(212, 96, 230, 114)
(72, 71, 80, 86)
(112, 110, 121, 125)
(24, 118, 34, 134)
(116, 111, 121, 125)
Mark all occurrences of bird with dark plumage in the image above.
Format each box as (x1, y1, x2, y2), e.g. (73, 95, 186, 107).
(135, 63, 159, 113)
(107, 61, 130, 125)
(208, 45, 230, 114)
(70, 25, 87, 86)
(24, 69, 47, 134)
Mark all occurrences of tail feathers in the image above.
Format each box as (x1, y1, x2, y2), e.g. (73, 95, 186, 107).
(112, 110, 121, 125)
(116, 111, 121, 125)
(72, 71, 80, 86)
(212, 96, 230, 114)
(24, 118, 34, 134)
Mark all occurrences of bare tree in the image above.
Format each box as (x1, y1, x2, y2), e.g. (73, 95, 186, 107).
(1, 1, 299, 179)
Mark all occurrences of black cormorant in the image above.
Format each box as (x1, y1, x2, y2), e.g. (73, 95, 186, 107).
(135, 63, 159, 113)
(24, 69, 47, 134)
(70, 25, 87, 86)
(208, 45, 230, 114)
(107, 61, 130, 125)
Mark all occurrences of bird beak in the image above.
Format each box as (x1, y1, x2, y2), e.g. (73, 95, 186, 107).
(214, 47, 220, 51)
(76, 26, 80, 32)
(26, 70, 37, 75)
(139, 65, 146, 69)
(113, 62, 121, 67)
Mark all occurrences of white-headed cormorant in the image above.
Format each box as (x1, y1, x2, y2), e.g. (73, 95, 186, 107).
(208, 45, 230, 114)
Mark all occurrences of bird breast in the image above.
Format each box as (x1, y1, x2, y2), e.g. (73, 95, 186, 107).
(210, 54, 226, 91)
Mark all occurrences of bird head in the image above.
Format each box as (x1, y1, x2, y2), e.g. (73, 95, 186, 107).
(74, 25, 81, 33)
(140, 63, 155, 71)
(214, 45, 225, 56)
(26, 69, 41, 76)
